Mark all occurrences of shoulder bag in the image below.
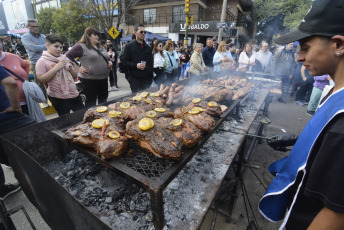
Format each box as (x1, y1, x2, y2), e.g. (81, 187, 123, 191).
(220, 52, 232, 71)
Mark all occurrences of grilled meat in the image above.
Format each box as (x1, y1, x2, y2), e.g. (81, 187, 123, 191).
(126, 119, 182, 160)
(108, 102, 146, 120)
(184, 112, 215, 132)
(155, 117, 202, 148)
(83, 107, 107, 123)
(64, 122, 128, 160)
(186, 101, 223, 118)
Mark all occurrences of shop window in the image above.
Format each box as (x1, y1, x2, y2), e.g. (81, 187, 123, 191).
(144, 8, 156, 24)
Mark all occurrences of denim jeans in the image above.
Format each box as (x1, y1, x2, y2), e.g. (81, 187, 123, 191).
(307, 87, 323, 112)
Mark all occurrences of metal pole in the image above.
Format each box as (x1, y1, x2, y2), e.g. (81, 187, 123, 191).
(218, 0, 228, 43)
(184, 17, 189, 48)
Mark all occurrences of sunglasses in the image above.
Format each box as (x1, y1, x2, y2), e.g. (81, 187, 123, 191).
(158, 44, 163, 47)
(139, 31, 146, 34)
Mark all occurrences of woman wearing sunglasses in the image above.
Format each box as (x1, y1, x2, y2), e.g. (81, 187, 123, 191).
(152, 40, 166, 85)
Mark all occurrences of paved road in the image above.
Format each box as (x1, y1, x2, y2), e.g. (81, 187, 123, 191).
(2, 77, 312, 230)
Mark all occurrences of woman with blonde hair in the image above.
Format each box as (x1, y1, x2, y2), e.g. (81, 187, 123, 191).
(213, 41, 233, 73)
(66, 27, 112, 108)
(238, 42, 256, 72)
(189, 43, 206, 77)
(163, 40, 179, 84)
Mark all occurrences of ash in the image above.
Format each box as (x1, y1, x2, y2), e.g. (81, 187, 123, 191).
(43, 151, 154, 230)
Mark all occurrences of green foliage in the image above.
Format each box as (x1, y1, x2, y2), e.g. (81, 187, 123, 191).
(37, 7, 57, 35)
(253, 0, 312, 43)
(51, 0, 98, 41)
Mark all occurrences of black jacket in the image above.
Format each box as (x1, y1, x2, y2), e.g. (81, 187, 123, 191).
(121, 40, 153, 81)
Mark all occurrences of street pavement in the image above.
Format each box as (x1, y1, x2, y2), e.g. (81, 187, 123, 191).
(2, 76, 312, 230)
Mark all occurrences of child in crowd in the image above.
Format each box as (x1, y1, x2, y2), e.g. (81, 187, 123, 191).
(35, 35, 84, 116)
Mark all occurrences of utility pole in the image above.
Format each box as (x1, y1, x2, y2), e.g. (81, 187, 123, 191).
(218, 0, 228, 43)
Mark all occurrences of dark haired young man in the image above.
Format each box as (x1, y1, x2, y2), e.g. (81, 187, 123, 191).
(121, 24, 153, 93)
(259, 1, 344, 229)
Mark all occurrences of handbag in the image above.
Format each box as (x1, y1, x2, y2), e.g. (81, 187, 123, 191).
(166, 52, 178, 75)
(2, 66, 47, 122)
(220, 53, 232, 71)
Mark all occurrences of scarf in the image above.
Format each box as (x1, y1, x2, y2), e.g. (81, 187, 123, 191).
(259, 86, 344, 229)
(40, 51, 72, 96)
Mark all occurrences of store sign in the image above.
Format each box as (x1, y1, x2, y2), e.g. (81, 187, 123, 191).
(169, 21, 219, 33)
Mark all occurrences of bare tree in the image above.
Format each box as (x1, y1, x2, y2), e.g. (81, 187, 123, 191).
(78, 0, 139, 37)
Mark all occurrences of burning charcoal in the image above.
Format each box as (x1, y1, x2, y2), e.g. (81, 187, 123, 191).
(105, 197, 112, 204)
(120, 212, 132, 219)
(202, 197, 208, 203)
(145, 211, 153, 222)
(130, 201, 135, 211)
(200, 176, 207, 182)
(194, 168, 200, 173)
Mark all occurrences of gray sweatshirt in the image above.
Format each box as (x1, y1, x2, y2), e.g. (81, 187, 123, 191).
(21, 32, 46, 64)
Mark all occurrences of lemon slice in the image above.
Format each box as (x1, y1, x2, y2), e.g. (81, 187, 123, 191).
(208, 101, 219, 107)
(145, 110, 157, 118)
(140, 91, 149, 98)
(132, 96, 142, 101)
(108, 131, 120, 139)
(154, 108, 166, 112)
(192, 107, 205, 112)
(96, 106, 108, 113)
(150, 92, 160, 97)
(145, 99, 153, 104)
(182, 106, 188, 113)
(192, 98, 201, 103)
(108, 110, 122, 116)
(188, 110, 200, 115)
(120, 102, 130, 109)
(170, 118, 183, 126)
(92, 119, 109, 128)
(138, 118, 154, 130)
(142, 117, 155, 127)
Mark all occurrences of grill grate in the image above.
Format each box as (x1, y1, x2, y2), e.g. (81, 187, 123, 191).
(117, 142, 174, 179)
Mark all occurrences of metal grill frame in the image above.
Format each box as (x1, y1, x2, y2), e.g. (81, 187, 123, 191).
(51, 76, 258, 230)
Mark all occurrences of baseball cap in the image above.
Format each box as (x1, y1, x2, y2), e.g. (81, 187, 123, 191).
(274, 0, 344, 44)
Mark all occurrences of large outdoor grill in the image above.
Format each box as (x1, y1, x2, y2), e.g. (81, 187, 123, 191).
(0, 74, 270, 230)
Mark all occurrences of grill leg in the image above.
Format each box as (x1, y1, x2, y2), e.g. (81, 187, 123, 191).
(0, 200, 16, 230)
(149, 190, 165, 230)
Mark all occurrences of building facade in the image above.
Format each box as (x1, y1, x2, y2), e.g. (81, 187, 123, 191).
(124, 0, 254, 47)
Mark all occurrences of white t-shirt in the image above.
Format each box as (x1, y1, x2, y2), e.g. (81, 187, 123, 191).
(154, 52, 165, 68)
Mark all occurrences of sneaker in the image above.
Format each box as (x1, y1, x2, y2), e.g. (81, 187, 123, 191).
(0, 184, 21, 200)
(108, 86, 118, 91)
(306, 110, 315, 116)
(278, 98, 286, 104)
(41, 102, 50, 108)
(294, 101, 305, 106)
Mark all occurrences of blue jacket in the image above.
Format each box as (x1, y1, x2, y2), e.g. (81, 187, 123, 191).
(21, 32, 46, 64)
(202, 46, 215, 67)
(163, 50, 178, 74)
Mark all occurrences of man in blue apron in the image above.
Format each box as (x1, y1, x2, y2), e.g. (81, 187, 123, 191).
(259, 1, 344, 229)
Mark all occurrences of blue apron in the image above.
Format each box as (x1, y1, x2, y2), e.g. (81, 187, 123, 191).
(259, 87, 344, 228)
